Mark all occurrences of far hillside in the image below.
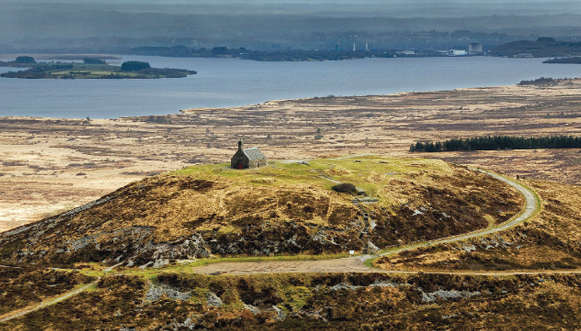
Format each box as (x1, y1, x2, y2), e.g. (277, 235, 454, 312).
(0, 156, 523, 269)
(492, 37, 581, 57)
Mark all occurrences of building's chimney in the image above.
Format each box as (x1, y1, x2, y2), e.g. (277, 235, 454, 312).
(238, 139, 243, 151)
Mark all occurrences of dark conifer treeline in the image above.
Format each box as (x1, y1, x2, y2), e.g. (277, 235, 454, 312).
(410, 135, 581, 152)
(83, 57, 106, 65)
(120, 61, 151, 72)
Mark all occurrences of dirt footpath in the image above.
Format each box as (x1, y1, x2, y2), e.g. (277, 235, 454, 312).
(192, 256, 377, 275)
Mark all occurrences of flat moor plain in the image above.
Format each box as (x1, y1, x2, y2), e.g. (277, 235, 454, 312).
(1, 79, 581, 232)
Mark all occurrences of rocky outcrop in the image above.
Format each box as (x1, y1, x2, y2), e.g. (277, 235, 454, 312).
(145, 283, 192, 302)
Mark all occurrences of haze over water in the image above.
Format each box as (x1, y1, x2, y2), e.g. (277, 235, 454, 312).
(2, 55, 581, 119)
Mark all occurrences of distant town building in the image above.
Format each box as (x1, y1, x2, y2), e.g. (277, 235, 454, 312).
(450, 49, 467, 56)
(469, 42, 483, 54)
(396, 50, 416, 55)
(514, 53, 534, 58)
(231, 140, 266, 169)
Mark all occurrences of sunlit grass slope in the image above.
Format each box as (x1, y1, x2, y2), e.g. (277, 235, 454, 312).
(0, 156, 523, 267)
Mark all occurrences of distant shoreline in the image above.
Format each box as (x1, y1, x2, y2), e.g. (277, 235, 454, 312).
(0, 54, 122, 61)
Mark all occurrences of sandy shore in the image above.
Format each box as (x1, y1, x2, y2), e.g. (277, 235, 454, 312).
(1, 80, 581, 232)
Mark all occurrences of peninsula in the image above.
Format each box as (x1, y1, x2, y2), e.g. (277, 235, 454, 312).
(0, 58, 196, 79)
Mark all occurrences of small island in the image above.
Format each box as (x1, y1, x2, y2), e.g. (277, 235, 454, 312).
(0, 55, 39, 68)
(543, 57, 581, 64)
(0, 57, 196, 79)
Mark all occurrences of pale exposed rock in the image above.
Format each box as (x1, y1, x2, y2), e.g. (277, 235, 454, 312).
(243, 303, 262, 315)
(145, 284, 192, 302)
(413, 209, 424, 216)
(369, 281, 400, 288)
(329, 283, 362, 291)
(463, 245, 476, 252)
(272, 305, 287, 321)
(206, 292, 223, 307)
(366, 240, 380, 254)
(152, 259, 170, 268)
(421, 289, 481, 302)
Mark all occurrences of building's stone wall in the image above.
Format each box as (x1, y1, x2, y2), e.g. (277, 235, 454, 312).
(231, 150, 249, 169)
(248, 158, 266, 168)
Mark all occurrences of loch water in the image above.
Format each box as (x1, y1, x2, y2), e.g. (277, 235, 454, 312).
(1, 55, 581, 119)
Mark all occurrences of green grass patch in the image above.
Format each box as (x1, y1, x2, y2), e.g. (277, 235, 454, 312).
(84, 283, 99, 292)
(283, 286, 312, 309)
(364, 258, 376, 269)
(172, 156, 454, 199)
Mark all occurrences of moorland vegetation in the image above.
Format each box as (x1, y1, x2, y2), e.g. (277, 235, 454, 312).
(375, 179, 581, 272)
(0, 155, 538, 329)
(3, 268, 581, 330)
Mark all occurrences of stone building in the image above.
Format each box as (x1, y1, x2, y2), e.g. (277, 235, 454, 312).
(469, 42, 483, 54)
(231, 140, 266, 169)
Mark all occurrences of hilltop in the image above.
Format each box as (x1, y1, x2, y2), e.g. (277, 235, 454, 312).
(0, 156, 522, 269)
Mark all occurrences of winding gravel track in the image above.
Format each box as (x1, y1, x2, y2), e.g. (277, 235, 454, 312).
(192, 169, 541, 275)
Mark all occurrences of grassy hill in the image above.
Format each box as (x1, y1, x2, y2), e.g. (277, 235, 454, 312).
(0, 156, 523, 269)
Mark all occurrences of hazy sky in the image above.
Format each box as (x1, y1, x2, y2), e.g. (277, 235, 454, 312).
(7, 0, 575, 3)
(2, 0, 581, 53)
(6, 0, 580, 10)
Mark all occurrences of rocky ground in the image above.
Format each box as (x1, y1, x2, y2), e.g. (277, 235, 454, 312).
(3, 271, 581, 330)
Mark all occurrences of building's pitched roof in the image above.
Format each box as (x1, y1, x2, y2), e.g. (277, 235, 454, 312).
(243, 147, 266, 161)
